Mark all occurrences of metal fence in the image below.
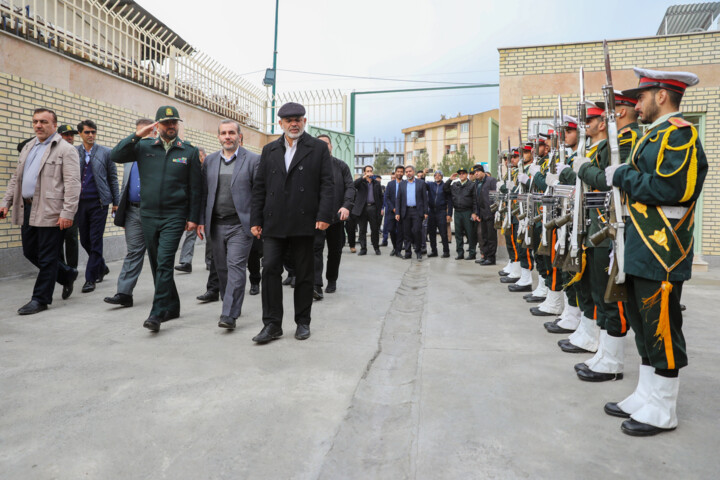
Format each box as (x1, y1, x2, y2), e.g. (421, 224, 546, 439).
(0, 0, 347, 133)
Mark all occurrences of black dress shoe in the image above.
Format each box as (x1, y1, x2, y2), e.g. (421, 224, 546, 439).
(313, 286, 324, 301)
(81, 281, 95, 293)
(218, 315, 236, 330)
(530, 306, 556, 316)
(358, 249, 367, 256)
(143, 315, 162, 332)
(499, 270, 510, 276)
(291, 277, 296, 288)
(416, 253, 422, 260)
(427, 252, 438, 258)
(558, 338, 592, 353)
(325, 282, 336, 293)
(197, 290, 219, 302)
(525, 295, 546, 303)
(18, 300, 48, 315)
(282, 276, 294, 286)
(253, 324, 283, 343)
(481, 259, 496, 265)
(249, 283, 260, 295)
(441, 252, 450, 258)
(421, 249, 427, 255)
(104, 293, 133, 307)
(466, 255, 477, 260)
(544, 320, 574, 334)
(680, 304, 686, 312)
(574, 362, 589, 373)
(621, 419, 676, 437)
(375, 248, 381, 255)
(577, 369, 624, 382)
(390, 249, 396, 257)
(500, 276, 520, 284)
(604, 402, 631, 419)
(404, 252, 412, 259)
(96, 265, 110, 283)
(380, 241, 388, 247)
(508, 283, 532, 292)
(164, 311, 180, 322)
(174, 263, 192, 273)
(455, 254, 464, 260)
(295, 323, 311, 340)
(62, 268, 78, 300)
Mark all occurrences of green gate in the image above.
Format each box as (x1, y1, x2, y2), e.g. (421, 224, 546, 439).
(308, 125, 355, 171)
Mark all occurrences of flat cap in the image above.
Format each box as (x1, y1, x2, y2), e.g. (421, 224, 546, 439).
(277, 102, 306, 118)
(622, 67, 700, 98)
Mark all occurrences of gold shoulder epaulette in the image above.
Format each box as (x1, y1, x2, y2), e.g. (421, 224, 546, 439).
(619, 126, 631, 135)
(668, 117, 692, 128)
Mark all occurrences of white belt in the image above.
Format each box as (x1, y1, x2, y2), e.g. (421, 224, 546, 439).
(623, 205, 688, 219)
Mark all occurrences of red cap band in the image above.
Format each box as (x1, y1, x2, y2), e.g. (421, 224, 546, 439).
(638, 77, 687, 94)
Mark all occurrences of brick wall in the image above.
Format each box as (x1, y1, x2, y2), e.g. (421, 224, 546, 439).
(499, 30, 720, 260)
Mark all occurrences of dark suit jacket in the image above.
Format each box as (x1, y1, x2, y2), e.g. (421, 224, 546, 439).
(113, 161, 134, 227)
(251, 132, 334, 237)
(351, 177, 383, 217)
(76, 144, 120, 206)
(397, 178, 429, 219)
(472, 175, 498, 221)
(200, 147, 261, 237)
(330, 157, 355, 224)
(384, 178, 402, 214)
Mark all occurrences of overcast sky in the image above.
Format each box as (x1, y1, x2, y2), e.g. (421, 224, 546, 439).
(139, 0, 703, 148)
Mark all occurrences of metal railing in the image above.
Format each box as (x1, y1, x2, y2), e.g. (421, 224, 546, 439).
(0, 0, 348, 133)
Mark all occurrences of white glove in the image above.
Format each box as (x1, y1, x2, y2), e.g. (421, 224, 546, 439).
(505, 179, 514, 189)
(528, 165, 541, 176)
(573, 157, 591, 174)
(556, 163, 569, 174)
(605, 164, 628, 187)
(545, 173, 559, 187)
(518, 173, 530, 184)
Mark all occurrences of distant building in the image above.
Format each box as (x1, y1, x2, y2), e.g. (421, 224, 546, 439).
(354, 139, 404, 176)
(402, 109, 499, 171)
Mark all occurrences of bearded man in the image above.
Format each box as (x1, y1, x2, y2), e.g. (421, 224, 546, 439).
(250, 102, 335, 343)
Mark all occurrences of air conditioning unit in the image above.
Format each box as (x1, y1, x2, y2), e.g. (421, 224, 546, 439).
(410, 132, 419, 140)
(450, 144, 457, 152)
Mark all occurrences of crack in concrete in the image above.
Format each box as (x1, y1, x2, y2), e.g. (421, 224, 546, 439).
(317, 260, 429, 480)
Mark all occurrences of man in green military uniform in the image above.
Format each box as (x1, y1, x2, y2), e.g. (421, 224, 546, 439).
(505, 143, 535, 292)
(572, 93, 643, 383)
(111, 106, 202, 332)
(444, 168, 477, 260)
(498, 149, 522, 280)
(603, 68, 707, 436)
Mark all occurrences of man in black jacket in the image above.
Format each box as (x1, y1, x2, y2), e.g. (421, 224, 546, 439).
(426, 170, 451, 257)
(313, 135, 355, 299)
(351, 165, 383, 256)
(444, 168, 477, 260)
(250, 103, 334, 343)
(396, 165, 428, 260)
(471, 164, 498, 265)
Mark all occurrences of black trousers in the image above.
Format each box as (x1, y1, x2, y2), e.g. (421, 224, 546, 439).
(248, 237, 263, 285)
(478, 217, 497, 261)
(386, 213, 403, 254)
(358, 204, 380, 250)
(21, 205, 75, 305)
(314, 221, 344, 286)
(427, 209, 449, 254)
(402, 208, 423, 254)
(60, 223, 79, 269)
(77, 199, 108, 283)
(262, 235, 314, 326)
(344, 217, 357, 248)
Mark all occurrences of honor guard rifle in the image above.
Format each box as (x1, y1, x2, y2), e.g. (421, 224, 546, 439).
(554, 95, 570, 258)
(567, 67, 587, 272)
(502, 137, 513, 231)
(591, 40, 627, 302)
(538, 111, 559, 255)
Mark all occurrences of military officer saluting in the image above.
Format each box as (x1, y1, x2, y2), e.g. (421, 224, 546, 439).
(111, 106, 202, 332)
(603, 68, 707, 436)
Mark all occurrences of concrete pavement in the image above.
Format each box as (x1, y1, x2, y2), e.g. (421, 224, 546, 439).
(1, 244, 718, 479)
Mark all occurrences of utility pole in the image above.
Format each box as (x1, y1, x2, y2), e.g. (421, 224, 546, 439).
(271, 0, 279, 134)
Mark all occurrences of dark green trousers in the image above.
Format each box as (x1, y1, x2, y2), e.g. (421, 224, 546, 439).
(454, 211, 476, 256)
(141, 215, 186, 317)
(562, 272, 578, 307)
(625, 274, 686, 370)
(576, 249, 595, 319)
(586, 247, 628, 336)
(531, 223, 546, 277)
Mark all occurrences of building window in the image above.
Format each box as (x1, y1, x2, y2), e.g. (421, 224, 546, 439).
(461, 123, 469, 133)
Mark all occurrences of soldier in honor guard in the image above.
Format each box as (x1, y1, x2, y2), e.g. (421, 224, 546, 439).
(111, 106, 202, 332)
(603, 68, 707, 436)
(571, 92, 643, 383)
(498, 149, 522, 280)
(505, 143, 535, 292)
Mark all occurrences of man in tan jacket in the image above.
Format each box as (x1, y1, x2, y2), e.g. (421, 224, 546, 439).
(1, 108, 81, 314)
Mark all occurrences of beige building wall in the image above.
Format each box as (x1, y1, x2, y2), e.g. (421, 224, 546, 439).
(498, 31, 720, 261)
(0, 33, 270, 276)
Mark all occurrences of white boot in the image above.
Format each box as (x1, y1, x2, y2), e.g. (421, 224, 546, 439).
(591, 332, 625, 374)
(537, 290, 565, 315)
(630, 373, 679, 429)
(584, 330, 605, 370)
(557, 298, 581, 330)
(617, 365, 654, 415)
(509, 261, 521, 278)
(515, 268, 533, 287)
(530, 281, 548, 299)
(501, 260, 512, 274)
(567, 315, 600, 352)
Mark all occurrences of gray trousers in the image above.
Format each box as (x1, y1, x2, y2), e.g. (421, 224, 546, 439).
(211, 223, 253, 319)
(178, 230, 198, 264)
(116, 205, 146, 296)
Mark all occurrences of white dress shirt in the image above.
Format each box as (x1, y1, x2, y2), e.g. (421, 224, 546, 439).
(284, 136, 297, 172)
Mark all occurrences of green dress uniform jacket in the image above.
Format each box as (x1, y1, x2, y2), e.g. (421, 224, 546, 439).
(110, 134, 202, 223)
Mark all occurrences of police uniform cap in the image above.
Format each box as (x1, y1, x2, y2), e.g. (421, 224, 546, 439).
(596, 90, 638, 111)
(277, 102, 306, 118)
(622, 67, 700, 99)
(563, 115, 578, 129)
(155, 105, 182, 122)
(586, 102, 605, 119)
(523, 142, 533, 151)
(471, 164, 484, 173)
(457, 167, 468, 174)
(58, 124, 78, 135)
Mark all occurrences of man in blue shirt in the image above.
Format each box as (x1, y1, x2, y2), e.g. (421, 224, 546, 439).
(396, 165, 428, 260)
